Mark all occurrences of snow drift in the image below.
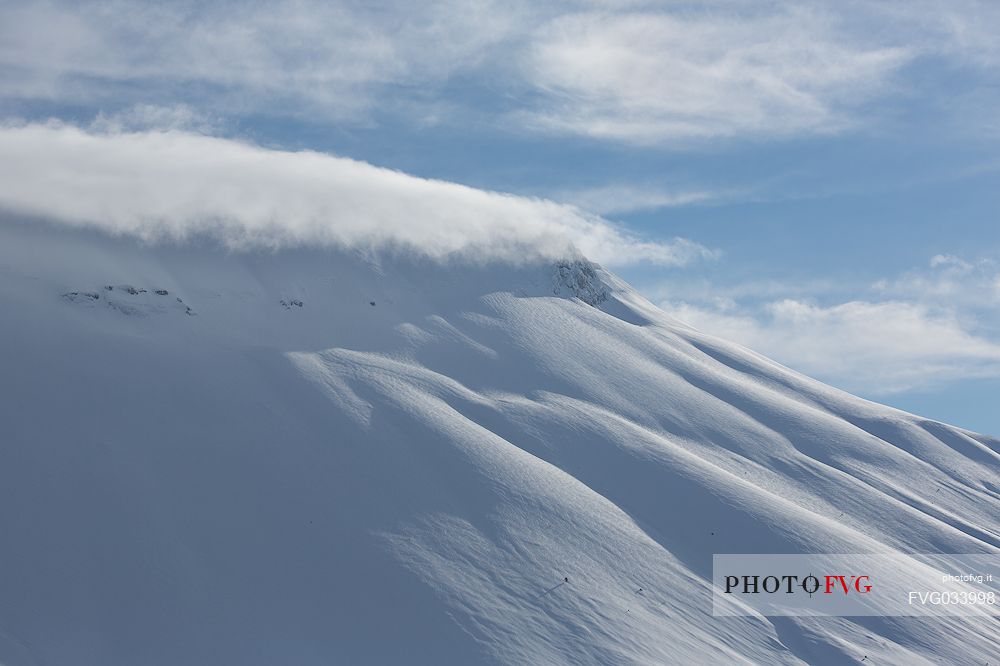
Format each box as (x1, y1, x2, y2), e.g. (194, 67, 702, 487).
(0, 217, 997, 665)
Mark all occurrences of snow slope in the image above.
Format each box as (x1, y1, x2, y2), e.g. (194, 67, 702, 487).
(0, 217, 997, 665)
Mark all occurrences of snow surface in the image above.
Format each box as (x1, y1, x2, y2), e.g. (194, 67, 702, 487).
(0, 217, 997, 665)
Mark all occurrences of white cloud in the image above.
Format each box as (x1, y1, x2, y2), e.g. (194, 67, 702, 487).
(552, 184, 716, 215)
(873, 255, 1000, 313)
(645, 277, 844, 305)
(0, 122, 712, 267)
(929, 254, 972, 271)
(875, 0, 1000, 67)
(657, 255, 1000, 394)
(2, 1, 999, 143)
(0, 0, 519, 121)
(90, 104, 220, 134)
(520, 5, 912, 143)
(664, 298, 1000, 394)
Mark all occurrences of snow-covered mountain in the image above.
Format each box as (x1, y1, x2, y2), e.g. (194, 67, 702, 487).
(0, 217, 997, 665)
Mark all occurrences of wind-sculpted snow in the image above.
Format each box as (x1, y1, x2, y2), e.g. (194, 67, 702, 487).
(0, 218, 997, 665)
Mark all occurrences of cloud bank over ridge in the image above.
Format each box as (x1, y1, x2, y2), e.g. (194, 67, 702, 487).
(0, 122, 712, 267)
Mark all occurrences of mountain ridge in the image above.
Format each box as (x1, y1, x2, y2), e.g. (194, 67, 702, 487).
(0, 217, 997, 665)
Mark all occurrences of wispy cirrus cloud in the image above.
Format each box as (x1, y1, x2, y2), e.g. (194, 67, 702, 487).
(0, 121, 713, 268)
(519, 5, 912, 143)
(551, 184, 718, 215)
(0, 0, 519, 121)
(89, 104, 221, 134)
(2, 1, 1000, 144)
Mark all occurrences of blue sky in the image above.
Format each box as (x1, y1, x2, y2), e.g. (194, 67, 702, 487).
(1, 0, 998, 433)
